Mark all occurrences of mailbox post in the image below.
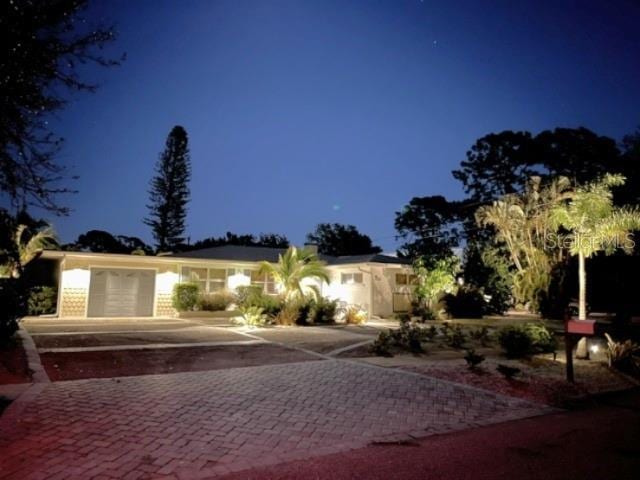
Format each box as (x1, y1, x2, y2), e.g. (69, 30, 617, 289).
(564, 317, 595, 383)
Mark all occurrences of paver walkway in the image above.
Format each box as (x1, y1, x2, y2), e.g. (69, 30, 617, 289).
(0, 359, 551, 480)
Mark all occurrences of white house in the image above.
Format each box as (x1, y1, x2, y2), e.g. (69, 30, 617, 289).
(41, 245, 415, 319)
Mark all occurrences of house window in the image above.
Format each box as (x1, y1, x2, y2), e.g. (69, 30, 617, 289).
(182, 267, 228, 292)
(250, 270, 278, 295)
(341, 272, 363, 285)
(395, 273, 418, 286)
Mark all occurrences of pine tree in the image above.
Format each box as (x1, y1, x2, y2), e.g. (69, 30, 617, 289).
(145, 126, 191, 251)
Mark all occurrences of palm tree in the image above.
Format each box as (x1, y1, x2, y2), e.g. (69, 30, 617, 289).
(551, 174, 640, 357)
(1, 224, 58, 278)
(258, 246, 330, 301)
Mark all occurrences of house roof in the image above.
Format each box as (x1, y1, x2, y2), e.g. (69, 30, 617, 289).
(170, 245, 411, 266)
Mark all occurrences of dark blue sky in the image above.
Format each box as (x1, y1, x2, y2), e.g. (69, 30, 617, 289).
(48, 0, 640, 251)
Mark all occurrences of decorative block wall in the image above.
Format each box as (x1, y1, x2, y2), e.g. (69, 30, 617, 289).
(60, 288, 87, 317)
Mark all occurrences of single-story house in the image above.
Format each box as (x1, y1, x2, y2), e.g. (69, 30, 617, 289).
(40, 245, 415, 319)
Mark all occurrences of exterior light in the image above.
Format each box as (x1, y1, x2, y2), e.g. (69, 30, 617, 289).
(590, 344, 599, 354)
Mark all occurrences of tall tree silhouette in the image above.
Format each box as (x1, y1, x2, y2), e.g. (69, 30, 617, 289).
(145, 126, 191, 252)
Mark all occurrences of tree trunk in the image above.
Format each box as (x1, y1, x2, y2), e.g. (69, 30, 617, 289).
(576, 251, 589, 359)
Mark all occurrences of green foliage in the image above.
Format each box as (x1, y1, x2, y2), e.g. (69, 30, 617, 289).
(308, 297, 338, 324)
(258, 246, 329, 301)
(172, 283, 199, 312)
(238, 305, 268, 327)
(525, 323, 557, 354)
(235, 286, 283, 317)
(197, 291, 235, 312)
(145, 126, 191, 251)
(273, 304, 300, 326)
(184, 232, 289, 251)
(413, 256, 459, 310)
(470, 326, 493, 347)
(443, 286, 486, 318)
(27, 286, 57, 315)
(306, 223, 382, 256)
(464, 349, 485, 369)
(0, 279, 24, 343)
(604, 333, 640, 375)
(462, 242, 513, 315)
(497, 325, 533, 358)
(343, 305, 367, 325)
(369, 330, 394, 357)
(441, 323, 467, 349)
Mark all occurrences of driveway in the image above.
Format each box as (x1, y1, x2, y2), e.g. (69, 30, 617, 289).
(0, 360, 550, 480)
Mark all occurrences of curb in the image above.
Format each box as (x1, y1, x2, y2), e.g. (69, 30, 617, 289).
(17, 324, 50, 383)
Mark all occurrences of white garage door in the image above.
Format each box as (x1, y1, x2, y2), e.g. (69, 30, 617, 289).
(87, 268, 156, 317)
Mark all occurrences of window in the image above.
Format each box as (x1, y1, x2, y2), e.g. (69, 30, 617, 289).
(341, 272, 363, 285)
(250, 270, 278, 295)
(396, 273, 418, 286)
(182, 267, 227, 293)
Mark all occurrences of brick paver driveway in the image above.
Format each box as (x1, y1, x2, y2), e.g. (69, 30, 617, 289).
(0, 359, 550, 480)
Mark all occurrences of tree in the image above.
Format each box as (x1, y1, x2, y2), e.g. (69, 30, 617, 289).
(306, 223, 381, 257)
(258, 246, 330, 301)
(395, 195, 464, 266)
(550, 174, 640, 356)
(145, 126, 191, 252)
(185, 232, 289, 251)
(1, 223, 57, 278)
(476, 176, 573, 311)
(64, 229, 151, 254)
(413, 256, 459, 315)
(1, 0, 121, 214)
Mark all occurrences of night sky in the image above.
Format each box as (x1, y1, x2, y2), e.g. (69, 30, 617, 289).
(47, 0, 640, 251)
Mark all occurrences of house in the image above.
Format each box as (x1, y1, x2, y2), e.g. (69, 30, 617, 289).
(40, 245, 415, 319)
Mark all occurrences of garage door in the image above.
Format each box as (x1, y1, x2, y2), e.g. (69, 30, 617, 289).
(87, 268, 156, 317)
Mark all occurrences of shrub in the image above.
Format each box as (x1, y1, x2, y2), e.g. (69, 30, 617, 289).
(344, 306, 367, 325)
(236, 286, 283, 317)
(470, 326, 493, 347)
(294, 297, 314, 325)
(309, 297, 337, 324)
(496, 364, 521, 379)
(198, 290, 235, 311)
(464, 349, 485, 369)
(0, 279, 23, 343)
(27, 286, 57, 315)
(238, 305, 268, 327)
(443, 286, 486, 318)
(172, 283, 199, 312)
(273, 304, 300, 326)
(525, 323, 557, 354)
(369, 330, 394, 357)
(605, 333, 640, 375)
(443, 323, 467, 349)
(497, 325, 532, 358)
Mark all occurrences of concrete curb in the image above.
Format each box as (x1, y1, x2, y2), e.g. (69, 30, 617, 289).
(17, 324, 50, 383)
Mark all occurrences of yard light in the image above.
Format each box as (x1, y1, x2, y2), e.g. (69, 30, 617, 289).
(590, 344, 599, 354)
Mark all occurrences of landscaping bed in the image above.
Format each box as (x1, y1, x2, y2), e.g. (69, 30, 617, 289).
(397, 356, 637, 407)
(0, 336, 31, 384)
(39, 344, 320, 381)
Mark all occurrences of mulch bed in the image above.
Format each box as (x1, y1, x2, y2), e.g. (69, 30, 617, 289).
(401, 357, 638, 407)
(40, 343, 320, 381)
(0, 336, 32, 385)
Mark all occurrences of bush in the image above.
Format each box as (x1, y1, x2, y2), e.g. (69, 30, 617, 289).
(236, 286, 283, 317)
(443, 323, 467, 349)
(294, 297, 314, 325)
(344, 306, 367, 325)
(309, 297, 338, 324)
(464, 349, 485, 369)
(172, 283, 200, 311)
(605, 333, 640, 375)
(470, 326, 493, 346)
(198, 290, 235, 311)
(443, 286, 486, 318)
(273, 304, 300, 326)
(27, 286, 57, 315)
(0, 279, 24, 343)
(498, 325, 533, 358)
(525, 323, 557, 354)
(238, 305, 269, 327)
(369, 330, 394, 357)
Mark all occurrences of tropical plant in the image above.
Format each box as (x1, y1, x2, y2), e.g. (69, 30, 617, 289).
(442, 286, 486, 318)
(343, 306, 367, 325)
(550, 175, 640, 321)
(258, 246, 330, 301)
(273, 304, 300, 326)
(412, 256, 458, 319)
(497, 325, 533, 358)
(369, 330, 394, 357)
(308, 297, 338, 324)
(238, 305, 268, 327)
(464, 349, 485, 369)
(604, 333, 640, 375)
(1, 224, 57, 278)
(476, 176, 573, 311)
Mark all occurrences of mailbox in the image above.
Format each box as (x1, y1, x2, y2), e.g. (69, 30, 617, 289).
(565, 319, 595, 335)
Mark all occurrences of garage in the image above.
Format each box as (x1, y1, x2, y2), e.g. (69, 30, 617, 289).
(87, 268, 156, 317)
